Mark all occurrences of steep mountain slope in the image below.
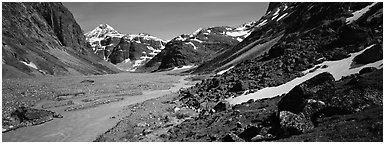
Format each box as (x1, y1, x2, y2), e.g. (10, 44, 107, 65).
(2, 2, 120, 78)
(138, 22, 257, 72)
(85, 24, 166, 71)
(170, 2, 382, 141)
(194, 2, 382, 74)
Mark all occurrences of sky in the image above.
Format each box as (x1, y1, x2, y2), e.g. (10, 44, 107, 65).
(63, 2, 268, 40)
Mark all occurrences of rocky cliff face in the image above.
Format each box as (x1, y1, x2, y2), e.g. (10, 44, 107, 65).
(2, 2, 120, 78)
(85, 24, 166, 71)
(169, 2, 382, 141)
(139, 22, 258, 72)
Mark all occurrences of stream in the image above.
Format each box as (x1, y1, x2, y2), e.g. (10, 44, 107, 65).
(2, 77, 192, 142)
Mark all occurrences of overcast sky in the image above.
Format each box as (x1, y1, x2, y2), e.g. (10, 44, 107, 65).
(63, 2, 268, 40)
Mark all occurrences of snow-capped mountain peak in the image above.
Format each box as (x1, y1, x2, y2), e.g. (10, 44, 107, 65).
(84, 24, 166, 71)
(85, 24, 124, 41)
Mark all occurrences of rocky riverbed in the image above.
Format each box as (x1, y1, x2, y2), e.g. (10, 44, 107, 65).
(2, 71, 197, 142)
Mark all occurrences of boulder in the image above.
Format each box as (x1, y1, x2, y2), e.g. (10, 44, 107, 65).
(222, 133, 245, 142)
(339, 25, 370, 44)
(359, 67, 378, 75)
(238, 124, 262, 141)
(279, 111, 314, 135)
(278, 72, 335, 113)
(230, 80, 249, 92)
(213, 100, 231, 112)
(353, 44, 382, 65)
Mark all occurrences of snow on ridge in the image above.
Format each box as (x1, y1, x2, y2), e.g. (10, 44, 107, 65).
(235, 21, 257, 31)
(127, 34, 165, 43)
(283, 5, 288, 11)
(276, 13, 289, 21)
(147, 46, 161, 55)
(271, 14, 279, 20)
(273, 8, 281, 16)
(192, 28, 203, 36)
(227, 44, 383, 105)
(191, 38, 203, 43)
(346, 2, 377, 24)
(225, 30, 250, 37)
(256, 19, 268, 27)
(175, 35, 188, 41)
(85, 24, 123, 40)
(130, 54, 153, 71)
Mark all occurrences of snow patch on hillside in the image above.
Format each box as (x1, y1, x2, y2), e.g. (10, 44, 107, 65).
(346, 2, 377, 24)
(277, 13, 288, 21)
(273, 8, 281, 16)
(147, 46, 161, 56)
(227, 44, 383, 105)
(217, 65, 235, 75)
(256, 19, 268, 27)
(186, 42, 197, 50)
(20, 61, 38, 69)
(226, 30, 250, 37)
(272, 14, 279, 20)
(191, 38, 203, 43)
(172, 65, 195, 71)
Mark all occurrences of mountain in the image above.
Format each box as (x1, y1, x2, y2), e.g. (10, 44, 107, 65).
(2, 2, 120, 78)
(169, 2, 383, 141)
(84, 24, 166, 71)
(138, 21, 257, 72)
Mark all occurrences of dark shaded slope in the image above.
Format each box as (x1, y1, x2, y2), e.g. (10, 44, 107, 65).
(2, 2, 120, 78)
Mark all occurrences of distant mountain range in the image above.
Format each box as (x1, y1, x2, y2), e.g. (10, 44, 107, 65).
(138, 21, 257, 72)
(85, 21, 258, 72)
(84, 24, 166, 71)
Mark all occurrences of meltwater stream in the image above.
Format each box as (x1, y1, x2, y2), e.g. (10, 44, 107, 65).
(2, 77, 193, 142)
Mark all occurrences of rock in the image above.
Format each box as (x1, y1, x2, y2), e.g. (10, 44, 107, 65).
(142, 129, 153, 135)
(339, 25, 370, 44)
(278, 72, 335, 113)
(80, 80, 95, 84)
(353, 44, 382, 65)
(251, 134, 275, 142)
(238, 124, 262, 141)
(276, 73, 335, 135)
(268, 45, 285, 58)
(279, 111, 314, 135)
(359, 67, 378, 75)
(4, 106, 57, 132)
(222, 133, 245, 142)
(53, 113, 63, 118)
(213, 100, 230, 112)
(230, 80, 249, 92)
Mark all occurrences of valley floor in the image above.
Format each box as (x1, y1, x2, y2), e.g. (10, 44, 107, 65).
(2, 71, 198, 142)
